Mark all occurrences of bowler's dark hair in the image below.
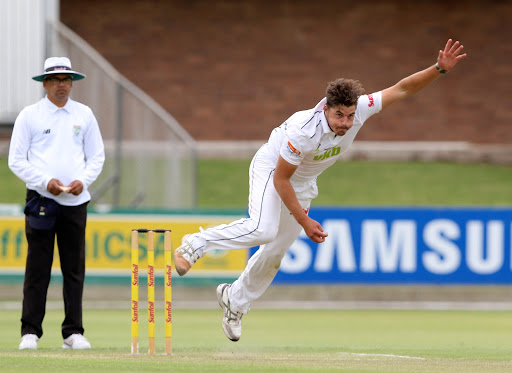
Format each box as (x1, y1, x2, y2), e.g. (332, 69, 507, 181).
(325, 78, 365, 108)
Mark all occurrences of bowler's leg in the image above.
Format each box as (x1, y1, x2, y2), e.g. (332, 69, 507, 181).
(215, 203, 307, 342)
(228, 203, 305, 313)
(175, 148, 282, 275)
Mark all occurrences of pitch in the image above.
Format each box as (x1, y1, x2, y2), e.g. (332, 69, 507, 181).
(2, 308, 511, 372)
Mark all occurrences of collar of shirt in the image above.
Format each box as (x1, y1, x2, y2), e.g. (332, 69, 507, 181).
(320, 108, 334, 136)
(313, 97, 335, 137)
(44, 95, 72, 114)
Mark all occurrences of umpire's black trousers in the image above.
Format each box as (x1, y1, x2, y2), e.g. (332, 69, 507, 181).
(21, 189, 88, 339)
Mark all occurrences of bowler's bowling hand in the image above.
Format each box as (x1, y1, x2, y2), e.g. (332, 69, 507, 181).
(303, 217, 328, 244)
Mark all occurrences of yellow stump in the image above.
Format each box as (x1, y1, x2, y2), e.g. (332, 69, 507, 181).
(131, 230, 139, 355)
(164, 230, 173, 355)
(147, 230, 156, 355)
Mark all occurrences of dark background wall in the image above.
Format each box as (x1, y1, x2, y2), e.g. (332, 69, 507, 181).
(61, 0, 512, 143)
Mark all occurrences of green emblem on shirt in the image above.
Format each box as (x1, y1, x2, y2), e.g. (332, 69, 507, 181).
(313, 146, 341, 161)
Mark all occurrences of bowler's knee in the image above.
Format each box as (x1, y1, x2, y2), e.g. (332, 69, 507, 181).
(266, 252, 285, 271)
(252, 226, 278, 245)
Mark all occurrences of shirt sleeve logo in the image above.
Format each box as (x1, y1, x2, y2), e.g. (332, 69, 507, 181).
(368, 94, 374, 107)
(287, 141, 301, 156)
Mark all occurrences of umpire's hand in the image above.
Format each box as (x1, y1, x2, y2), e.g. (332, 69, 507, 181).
(47, 178, 66, 196)
(47, 178, 83, 196)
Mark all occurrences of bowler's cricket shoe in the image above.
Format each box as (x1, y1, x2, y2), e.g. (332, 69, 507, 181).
(62, 334, 91, 350)
(19, 334, 39, 350)
(174, 234, 201, 276)
(216, 283, 243, 342)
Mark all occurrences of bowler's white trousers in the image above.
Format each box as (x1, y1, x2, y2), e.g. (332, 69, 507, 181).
(194, 145, 317, 313)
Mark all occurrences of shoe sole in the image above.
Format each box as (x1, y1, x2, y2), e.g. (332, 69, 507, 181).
(216, 283, 228, 308)
(62, 345, 91, 349)
(19, 346, 37, 350)
(174, 235, 192, 276)
(216, 284, 239, 342)
(174, 250, 191, 276)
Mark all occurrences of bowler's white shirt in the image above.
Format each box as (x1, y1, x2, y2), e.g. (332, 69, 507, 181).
(8, 96, 105, 206)
(264, 92, 382, 192)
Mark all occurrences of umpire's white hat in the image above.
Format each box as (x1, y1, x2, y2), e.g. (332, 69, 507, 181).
(32, 57, 86, 82)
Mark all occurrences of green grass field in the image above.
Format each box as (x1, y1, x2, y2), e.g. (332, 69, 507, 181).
(2, 157, 512, 208)
(198, 159, 512, 207)
(2, 157, 512, 372)
(1, 308, 512, 372)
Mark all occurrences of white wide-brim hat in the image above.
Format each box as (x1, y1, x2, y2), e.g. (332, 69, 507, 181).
(32, 57, 86, 82)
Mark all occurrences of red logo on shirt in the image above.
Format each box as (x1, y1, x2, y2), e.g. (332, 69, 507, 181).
(290, 207, 310, 216)
(287, 141, 301, 156)
(368, 94, 374, 107)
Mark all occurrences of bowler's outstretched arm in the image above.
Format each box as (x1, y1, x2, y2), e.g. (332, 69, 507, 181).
(382, 39, 467, 109)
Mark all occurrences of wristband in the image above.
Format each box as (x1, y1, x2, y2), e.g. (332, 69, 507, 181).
(436, 63, 448, 74)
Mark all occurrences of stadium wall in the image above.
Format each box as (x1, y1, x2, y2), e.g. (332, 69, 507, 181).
(60, 0, 512, 145)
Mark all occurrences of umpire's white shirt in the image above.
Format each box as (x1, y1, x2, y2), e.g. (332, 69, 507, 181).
(8, 96, 105, 206)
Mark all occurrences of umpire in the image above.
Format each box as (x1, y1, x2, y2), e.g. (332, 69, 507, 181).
(8, 57, 105, 350)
